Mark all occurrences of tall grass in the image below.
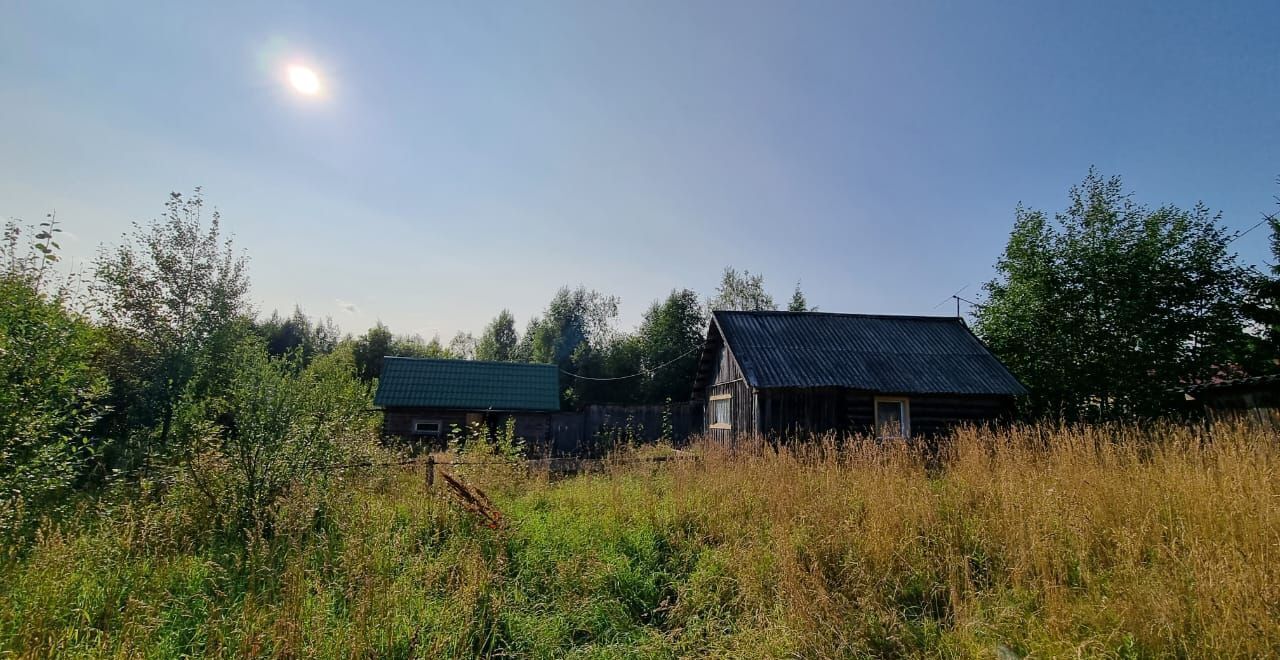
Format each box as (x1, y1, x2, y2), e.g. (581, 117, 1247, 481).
(1, 422, 1277, 658)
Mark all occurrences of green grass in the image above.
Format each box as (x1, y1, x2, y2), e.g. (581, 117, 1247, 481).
(2, 424, 1279, 658)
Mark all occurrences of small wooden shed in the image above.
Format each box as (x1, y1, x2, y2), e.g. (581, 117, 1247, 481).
(1182, 374, 1280, 425)
(374, 357, 561, 449)
(691, 311, 1027, 440)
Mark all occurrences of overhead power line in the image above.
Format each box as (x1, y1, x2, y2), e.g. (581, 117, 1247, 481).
(1226, 211, 1277, 245)
(560, 345, 701, 382)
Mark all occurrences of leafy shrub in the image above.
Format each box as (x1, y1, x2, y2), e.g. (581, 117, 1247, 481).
(0, 220, 106, 539)
(175, 340, 382, 538)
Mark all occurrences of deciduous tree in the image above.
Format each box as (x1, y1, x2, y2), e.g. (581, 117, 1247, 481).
(975, 170, 1250, 420)
(93, 189, 250, 460)
(708, 267, 776, 312)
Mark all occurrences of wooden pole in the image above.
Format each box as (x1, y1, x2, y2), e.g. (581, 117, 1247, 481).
(426, 455, 435, 489)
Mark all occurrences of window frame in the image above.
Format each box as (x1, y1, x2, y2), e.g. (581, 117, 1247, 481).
(874, 396, 911, 438)
(709, 393, 733, 430)
(412, 419, 443, 437)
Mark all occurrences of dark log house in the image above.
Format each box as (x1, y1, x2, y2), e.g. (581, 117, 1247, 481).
(691, 311, 1026, 440)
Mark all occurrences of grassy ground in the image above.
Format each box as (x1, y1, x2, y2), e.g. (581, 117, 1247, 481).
(2, 423, 1278, 658)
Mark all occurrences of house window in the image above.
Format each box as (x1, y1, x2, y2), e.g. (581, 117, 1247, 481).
(875, 397, 910, 438)
(710, 393, 732, 429)
(412, 419, 443, 436)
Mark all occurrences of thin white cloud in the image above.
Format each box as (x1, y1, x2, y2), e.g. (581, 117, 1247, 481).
(335, 298, 359, 314)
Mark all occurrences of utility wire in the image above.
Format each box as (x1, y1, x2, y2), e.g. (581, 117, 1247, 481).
(1226, 211, 1277, 245)
(559, 345, 701, 382)
(931, 285, 969, 310)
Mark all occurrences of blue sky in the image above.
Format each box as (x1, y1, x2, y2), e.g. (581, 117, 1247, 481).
(2, 1, 1277, 339)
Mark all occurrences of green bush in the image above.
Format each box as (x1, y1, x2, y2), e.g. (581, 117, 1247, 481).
(0, 221, 107, 539)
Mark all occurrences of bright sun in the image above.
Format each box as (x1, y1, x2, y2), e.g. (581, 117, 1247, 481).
(287, 65, 322, 96)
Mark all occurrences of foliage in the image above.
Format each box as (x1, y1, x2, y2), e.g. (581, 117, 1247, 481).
(1241, 186, 1280, 367)
(447, 331, 477, 360)
(521, 286, 620, 366)
(975, 171, 1250, 420)
(787, 281, 813, 312)
(475, 309, 519, 362)
(351, 320, 393, 380)
(254, 306, 340, 365)
(0, 219, 107, 537)
(175, 340, 378, 536)
(520, 286, 621, 405)
(636, 288, 707, 402)
(708, 266, 776, 312)
(92, 189, 250, 461)
(3, 422, 1278, 657)
(351, 321, 454, 380)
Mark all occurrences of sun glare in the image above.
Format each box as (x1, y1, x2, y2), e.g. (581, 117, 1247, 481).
(287, 65, 322, 96)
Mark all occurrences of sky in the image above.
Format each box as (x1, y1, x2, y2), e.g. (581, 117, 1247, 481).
(2, 1, 1278, 340)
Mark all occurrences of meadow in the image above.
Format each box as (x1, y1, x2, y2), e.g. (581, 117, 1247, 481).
(1, 422, 1277, 658)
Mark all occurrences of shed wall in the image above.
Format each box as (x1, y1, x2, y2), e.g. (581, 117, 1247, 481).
(703, 343, 756, 442)
(382, 407, 553, 450)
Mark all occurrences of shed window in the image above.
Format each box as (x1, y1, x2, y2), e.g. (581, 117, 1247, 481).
(875, 397, 910, 438)
(412, 419, 443, 436)
(710, 394, 732, 429)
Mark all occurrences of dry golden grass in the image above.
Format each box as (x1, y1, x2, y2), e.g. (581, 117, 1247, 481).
(1, 421, 1277, 658)
(656, 421, 1280, 656)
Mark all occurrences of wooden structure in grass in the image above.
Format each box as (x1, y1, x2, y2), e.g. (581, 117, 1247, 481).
(374, 357, 560, 450)
(691, 311, 1027, 441)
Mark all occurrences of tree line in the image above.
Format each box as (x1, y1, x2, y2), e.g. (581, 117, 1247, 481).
(340, 267, 811, 407)
(4, 171, 1277, 539)
(0, 190, 808, 538)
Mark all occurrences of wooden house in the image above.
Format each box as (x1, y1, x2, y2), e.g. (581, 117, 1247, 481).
(691, 311, 1027, 440)
(374, 357, 560, 448)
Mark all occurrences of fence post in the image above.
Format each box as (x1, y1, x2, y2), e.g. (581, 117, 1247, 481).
(426, 455, 435, 489)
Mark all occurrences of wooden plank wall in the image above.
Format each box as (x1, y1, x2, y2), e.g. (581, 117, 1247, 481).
(704, 342, 755, 442)
(382, 408, 554, 451)
(549, 403, 697, 456)
(750, 390, 1015, 439)
(759, 387, 850, 438)
(902, 395, 1014, 437)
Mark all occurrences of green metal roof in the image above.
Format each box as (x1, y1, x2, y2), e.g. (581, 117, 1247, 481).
(374, 357, 561, 411)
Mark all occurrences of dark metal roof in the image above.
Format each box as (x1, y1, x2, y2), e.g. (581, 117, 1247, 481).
(374, 357, 560, 411)
(707, 311, 1027, 396)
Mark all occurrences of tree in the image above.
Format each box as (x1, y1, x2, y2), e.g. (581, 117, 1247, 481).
(256, 306, 339, 364)
(0, 218, 107, 536)
(708, 267, 776, 311)
(351, 321, 393, 381)
(1241, 186, 1280, 367)
(351, 321, 453, 380)
(522, 286, 621, 406)
(177, 338, 377, 536)
(523, 286, 620, 366)
(93, 189, 250, 460)
(788, 282, 812, 312)
(475, 309, 519, 362)
(974, 170, 1250, 420)
(637, 289, 708, 402)
(392, 333, 451, 359)
(448, 331, 478, 360)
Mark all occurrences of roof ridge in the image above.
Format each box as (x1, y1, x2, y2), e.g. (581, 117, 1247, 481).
(711, 310, 962, 322)
(382, 356, 557, 369)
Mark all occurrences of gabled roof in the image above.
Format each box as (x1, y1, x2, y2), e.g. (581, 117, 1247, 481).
(694, 311, 1027, 396)
(374, 357, 560, 411)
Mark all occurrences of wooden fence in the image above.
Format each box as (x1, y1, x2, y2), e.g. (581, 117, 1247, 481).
(549, 402, 698, 456)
